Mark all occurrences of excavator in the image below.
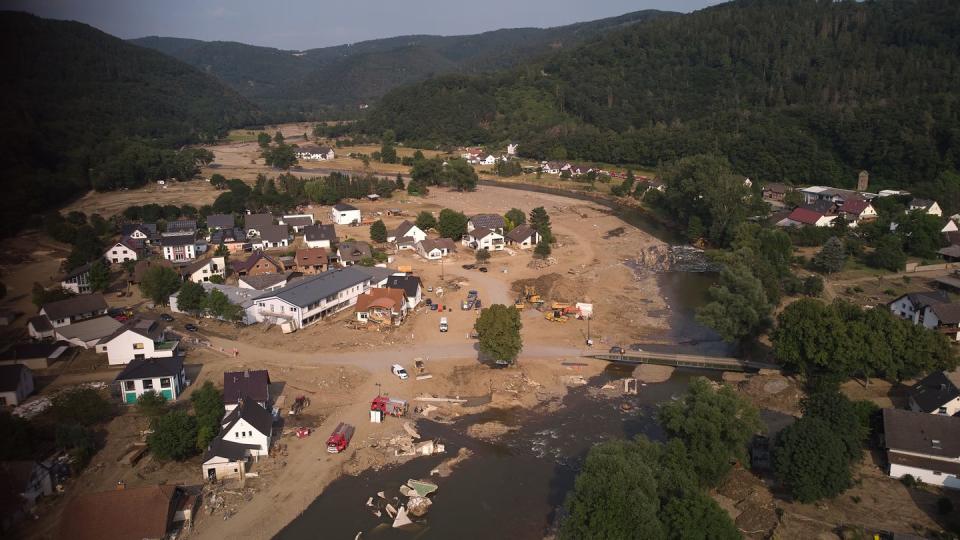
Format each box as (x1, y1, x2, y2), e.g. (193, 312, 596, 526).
(516, 286, 545, 310)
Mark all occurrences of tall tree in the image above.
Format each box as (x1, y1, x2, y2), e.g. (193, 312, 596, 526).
(369, 220, 388, 243)
(474, 304, 523, 366)
(176, 281, 207, 315)
(415, 211, 437, 231)
(139, 266, 182, 306)
(505, 208, 526, 227)
(696, 260, 771, 342)
(812, 236, 846, 274)
(438, 209, 468, 240)
(88, 261, 111, 292)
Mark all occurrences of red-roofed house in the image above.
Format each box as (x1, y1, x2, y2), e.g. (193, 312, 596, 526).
(839, 199, 877, 226)
(354, 288, 408, 326)
(776, 208, 837, 228)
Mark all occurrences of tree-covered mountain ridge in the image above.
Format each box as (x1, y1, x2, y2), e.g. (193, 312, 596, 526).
(363, 0, 960, 190)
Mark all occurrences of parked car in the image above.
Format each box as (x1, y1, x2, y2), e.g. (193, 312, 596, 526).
(160, 314, 174, 322)
(425, 298, 433, 306)
(439, 317, 449, 332)
(391, 364, 409, 380)
(427, 286, 433, 292)
(185, 323, 199, 332)
(478, 267, 488, 273)
(609, 346, 624, 355)
(462, 264, 475, 270)
(430, 303, 439, 311)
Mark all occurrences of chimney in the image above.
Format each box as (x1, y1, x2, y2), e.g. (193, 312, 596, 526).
(857, 170, 869, 192)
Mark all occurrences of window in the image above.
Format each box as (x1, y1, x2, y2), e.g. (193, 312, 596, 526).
(939, 407, 948, 414)
(124, 381, 135, 391)
(143, 379, 154, 390)
(133, 343, 145, 350)
(235, 432, 239, 438)
(160, 378, 171, 388)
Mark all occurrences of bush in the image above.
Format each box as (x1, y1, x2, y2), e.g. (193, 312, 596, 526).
(802, 276, 824, 297)
(136, 391, 168, 417)
(52, 388, 113, 426)
(148, 411, 198, 461)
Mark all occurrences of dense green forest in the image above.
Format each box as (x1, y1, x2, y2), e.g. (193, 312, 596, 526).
(364, 0, 960, 190)
(130, 10, 671, 119)
(0, 12, 260, 237)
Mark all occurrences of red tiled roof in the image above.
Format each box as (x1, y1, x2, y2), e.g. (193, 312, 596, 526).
(841, 199, 871, 215)
(786, 207, 825, 226)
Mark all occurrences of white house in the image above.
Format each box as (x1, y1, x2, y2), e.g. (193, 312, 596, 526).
(250, 224, 290, 250)
(942, 219, 958, 234)
(919, 302, 960, 341)
(883, 408, 960, 489)
(279, 214, 315, 233)
(37, 294, 109, 329)
(182, 256, 225, 283)
(161, 235, 198, 262)
(114, 357, 186, 404)
(303, 223, 338, 249)
(775, 208, 837, 228)
(252, 267, 374, 329)
(385, 275, 423, 311)
(889, 291, 950, 322)
(910, 198, 943, 217)
(0, 364, 34, 406)
(331, 203, 361, 225)
(104, 238, 141, 264)
(60, 262, 94, 294)
(462, 228, 505, 251)
(219, 399, 273, 456)
(838, 199, 878, 227)
(387, 220, 428, 244)
(505, 225, 540, 249)
(467, 214, 506, 234)
(295, 145, 335, 161)
(909, 369, 960, 415)
(507, 143, 518, 156)
(97, 318, 180, 366)
(416, 238, 457, 260)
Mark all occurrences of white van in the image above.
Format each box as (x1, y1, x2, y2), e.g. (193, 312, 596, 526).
(439, 317, 448, 332)
(391, 364, 408, 380)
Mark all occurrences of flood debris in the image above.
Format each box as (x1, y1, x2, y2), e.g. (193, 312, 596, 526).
(392, 506, 413, 528)
(407, 479, 438, 497)
(624, 378, 638, 395)
(406, 496, 432, 517)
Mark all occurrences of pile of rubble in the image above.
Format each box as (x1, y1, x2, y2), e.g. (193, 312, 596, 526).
(527, 256, 557, 269)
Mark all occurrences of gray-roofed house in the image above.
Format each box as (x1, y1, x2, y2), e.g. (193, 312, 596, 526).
(416, 238, 457, 260)
(251, 224, 290, 250)
(279, 214, 315, 233)
(909, 369, 960, 415)
(161, 234, 199, 262)
(206, 214, 235, 230)
(467, 214, 506, 234)
(0, 364, 34, 406)
(387, 220, 427, 244)
(26, 315, 55, 340)
(120, 222, 158, 242)
(354, 266, 393, 287)
(505, 225, 541, 249)
(924, 302, 960, 341)
(39, 293, 108, 329)
(60, 262, 94, 294)
(909, 198, 943, 217)
(55, 316, 123, 349)
(252, 267, 374, 329)
(163, 220, 197, 236)
(331, 203, 361, 225)
(385, 275, 423, 310)
(244, 213, 275, 238)
(889, 291, 950, 321)
(179, 256, 226, 283)
(0, 343, 69, 370)
(97, 318, 180, 366)
(303, 223, 339, 249)
(336, 241, 372, 266)
(223, 369, 271, 412)
(115, 357, 186, 404)
(201, 436, 260, 482)
(882, 408, 960, 489)
(238, 272, 297, 292)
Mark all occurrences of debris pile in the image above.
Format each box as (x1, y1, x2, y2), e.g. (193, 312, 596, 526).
(367, 479, 441, 528)
(528, 256, 557, 269)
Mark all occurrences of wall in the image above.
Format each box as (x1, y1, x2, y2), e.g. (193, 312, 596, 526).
(890, 462, 960, 490)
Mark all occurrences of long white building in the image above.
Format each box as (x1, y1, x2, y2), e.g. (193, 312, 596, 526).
(252, 267, 374, 329)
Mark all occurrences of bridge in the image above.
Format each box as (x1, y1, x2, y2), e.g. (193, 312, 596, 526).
(583, 350, 780, 373)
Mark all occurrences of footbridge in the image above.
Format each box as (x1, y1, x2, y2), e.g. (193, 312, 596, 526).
(584, 350, 780, 373)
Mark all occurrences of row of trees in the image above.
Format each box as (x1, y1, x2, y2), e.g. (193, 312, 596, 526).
(408, 156, 479, 195)
(561, 379, 759, 539)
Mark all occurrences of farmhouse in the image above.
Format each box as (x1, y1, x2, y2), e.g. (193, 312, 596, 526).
(387, 220, 427, 244)
(882, 408, 960, 489)
(909, 369, 960, 415)
(462, 228, 505, 251)
(354, 288, 408, 326)
(161, 234, 198, 262)
(416, 238, 457, 260)
(114, 357, 187, 404)
(180, 256, 225, 283)
(97, 318, 179, 366)
(505, 224, 541, 249)
(60, 261, 94, 294)
(303, 223, 338, 249)
(223, 369, 271, 413)
(252, 266, 374, 329)
(104, 238, 141, 264)
(331, 203, 361, 225)
(0, 364, 34, 406)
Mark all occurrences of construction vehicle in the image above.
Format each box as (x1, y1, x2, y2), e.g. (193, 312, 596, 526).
(544, 310, 568, 323)
(288, 396, 310, 416)
(524, 286, 544, 306)
(326, 422, 355, 453)
(514, 298, 526, 310)
(370, 396, 408, 422)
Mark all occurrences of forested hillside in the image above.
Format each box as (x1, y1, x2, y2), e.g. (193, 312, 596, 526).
(364, 0, 960, 190)
(0, 12, 260, 237)
(130, 10, 671, 119)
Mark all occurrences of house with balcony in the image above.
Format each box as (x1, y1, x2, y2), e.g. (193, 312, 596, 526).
(114, 356, 187, 404)
(252, 267, 373, 329)
(96, 318, 180, 366)
(161, 234, 198, 262)
(462, 228, 505, 251)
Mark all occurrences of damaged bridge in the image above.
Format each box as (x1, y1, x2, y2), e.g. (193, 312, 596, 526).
(584, 350, 779, 373)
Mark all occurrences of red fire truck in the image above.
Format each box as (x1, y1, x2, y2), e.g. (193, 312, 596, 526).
(326, 422, 355, 453)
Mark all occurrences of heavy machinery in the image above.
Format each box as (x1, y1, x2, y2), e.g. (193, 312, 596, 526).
(524, 286, 544, 307)
(288, 396, 310, 416)
(544, 310, 568, 323)
(326, 422, 355, 453)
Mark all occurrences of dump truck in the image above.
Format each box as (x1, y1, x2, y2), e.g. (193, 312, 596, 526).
(326, 422, 355, 453)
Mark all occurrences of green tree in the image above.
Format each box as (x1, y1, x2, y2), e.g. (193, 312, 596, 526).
(88, 260, 111, 292)
(257, 133, 271, 147)
(370, 220, 388, 243)
(273, 131, 284, 144)
(474, 304, 523, 366)
(658, 378, 761, 485)
(475, 249, 491, 264)
(139, 266, 182, 305)
(897, 211, 945, 258)
(210, 173, 227, 189)
(263, 144, 298, 170)
(444, 159, 478, 191)
(209, 275, 224, 284)
(55, 424, 97, 467)
(191, 381, 224, 451)
(438, 208, 468, 240)
(802, 275, 824, 297)
(812, 236, 846, 273)
(415, 211, 437, 231)
(505, 208, 526, 227)
(696, 261, 771, 342)
(867, 235, 906, 272)
(0, 411, 35, 460)
(660, 491, 740, 540)
(534, 238, 552, 258)
(148, 411, 198, 461)
(176, 280, 208, 315)
(205, 289, 244, 321)
(136, 391, 168, 417)
(380, 130, 398, 164)
(51, 388, 113, 426)
(773, 416, 854, 503)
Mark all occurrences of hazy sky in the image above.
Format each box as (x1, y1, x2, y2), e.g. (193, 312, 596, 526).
(5, 0, 725, 49)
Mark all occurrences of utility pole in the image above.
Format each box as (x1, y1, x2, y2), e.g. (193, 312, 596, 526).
(585, 315, 593, 347)
(440, 254, 445, 281)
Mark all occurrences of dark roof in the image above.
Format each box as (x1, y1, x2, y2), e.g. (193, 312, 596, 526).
(222, 398, 273, 436)
(940, 245, 960, 259)
(58, 484, 180, 540)
(254, 267, 371, 308)
(210, 227, 246, 244)
(166, 220, 197, 233)
(930, 303, 960, 325)
(282, 215, 314, 227)
(295, 248, 329, 267)
(114, 357, 182, 381)
(468, 227, 500, 240)
(469, 213, 506, 230)
(763, 182, 789, 194)
(392, 220, 417, 238)
(888, 452, 960, 477)
(245, 213, 275, 232)
(258, 224, 289, 243)
(206, 214, 235, 229)
(120, 223, 157, 236)
(132, 259, 174, 283)
(231, 251, 283, 274)
(898, 290, 950, 308)
(354, 266, 393, 284)
(385, 275, 422, 299)
(333, 203, 358, 212)
(41, 293, 108, 321)
(0, 364, 29, 392)
(910, 198, 936, 209)
(27, 315, 53, 332)
(909, 370, 960, 413)
(840, 199, 872, 215)
(0, 343, 64, 361)
(223, 369, 271, 405)
(239, 272, 295, 290)
(800, 200, 836, 215)
(418, 238, 456, 252)
(100, 317, 167, 346)
(202, 436, 260, 462)
(180, 255, 220, 277)
(161, 234, 196, 247)
(506, 224, 538, 243)
(337, 241, 372, 263)
(61, 261, 94, 281)
(304, 223, 338, 243)
(883, 408, 960, 457)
